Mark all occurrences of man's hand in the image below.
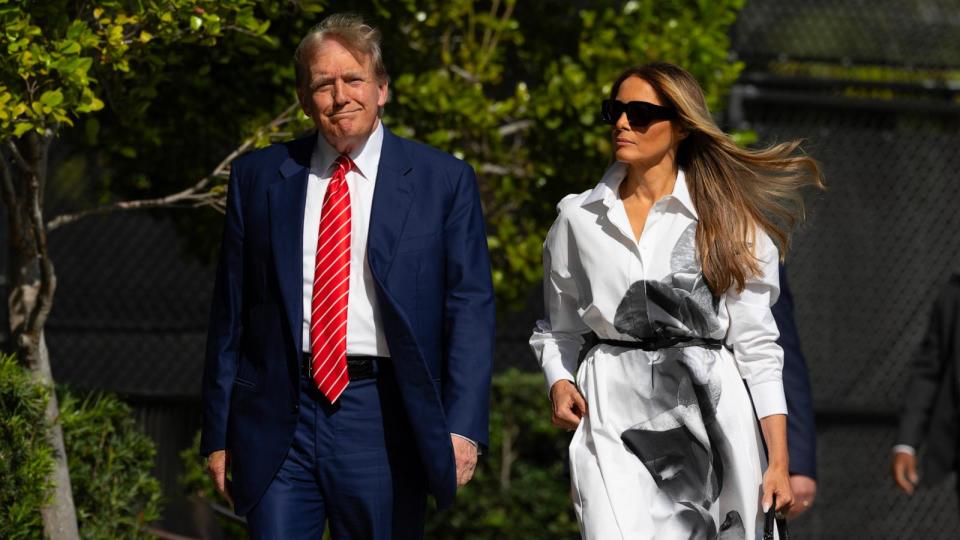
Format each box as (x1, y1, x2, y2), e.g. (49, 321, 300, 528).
(205, 449, 234, 506)
(451, 435, 478, 488)
(892, 451, 919, 495)
(787, 475, 817, 518)
(550, 380, 587, 431)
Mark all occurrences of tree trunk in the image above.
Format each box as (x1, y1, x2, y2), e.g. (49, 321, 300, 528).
(34, 333, 79, 540)
(3, 133, 80, 539)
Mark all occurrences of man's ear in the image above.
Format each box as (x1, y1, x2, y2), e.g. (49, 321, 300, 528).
(297, 87, 311, 117)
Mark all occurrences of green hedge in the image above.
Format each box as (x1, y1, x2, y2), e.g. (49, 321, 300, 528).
(181, 368, 578, 539)
(0, 353, 55, 538)
(0, 354, 163, 539)
(61, 391, 163, 539)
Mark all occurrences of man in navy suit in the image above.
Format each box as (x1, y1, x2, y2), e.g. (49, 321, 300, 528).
(200, 13, 495, 539)
(772, 265, 818, 518)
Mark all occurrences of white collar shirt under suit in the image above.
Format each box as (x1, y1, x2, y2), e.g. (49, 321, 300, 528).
(530, 162, 787, 420)
(301, 122, 390, 357)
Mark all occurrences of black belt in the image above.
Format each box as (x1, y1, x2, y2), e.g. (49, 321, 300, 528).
(301, 353, 382, 380)
(596, 336, 723, 351)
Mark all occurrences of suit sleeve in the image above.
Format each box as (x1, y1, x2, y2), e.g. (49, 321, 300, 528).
(200, 162, 246, 456)
(773, 265, 818, 479)
(441, 163, 495, 448)
(896, 286, 948, 449)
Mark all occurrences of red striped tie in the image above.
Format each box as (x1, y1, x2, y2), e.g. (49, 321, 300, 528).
(310, 155, 352, 403)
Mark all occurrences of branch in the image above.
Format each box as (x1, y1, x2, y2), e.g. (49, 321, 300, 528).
(477, 163, 529, 178)
(498, 119, 533, 137)
(6, 140, 32, 174)
(46, 102, 301, 232)
(0, 147, 16, 212)
(25, 132, 57, 336)
(449, 65, 480, 84)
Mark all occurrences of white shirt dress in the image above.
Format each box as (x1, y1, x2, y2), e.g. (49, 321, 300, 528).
(530, 163, 787, 540)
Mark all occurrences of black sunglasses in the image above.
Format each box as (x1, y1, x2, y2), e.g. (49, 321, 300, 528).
(600, 99, 678, 127)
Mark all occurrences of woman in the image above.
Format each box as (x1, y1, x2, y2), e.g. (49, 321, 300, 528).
(530, 62, 823, 539)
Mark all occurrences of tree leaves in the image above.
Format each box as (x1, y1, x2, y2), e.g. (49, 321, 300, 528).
(0, 0, 272, 139)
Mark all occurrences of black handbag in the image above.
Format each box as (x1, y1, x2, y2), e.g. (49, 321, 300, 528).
(762, 495, 790, 540)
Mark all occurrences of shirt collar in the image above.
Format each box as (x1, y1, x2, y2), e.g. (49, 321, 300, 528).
(314, 120, 384, 180)
(582, 163, 698, 220)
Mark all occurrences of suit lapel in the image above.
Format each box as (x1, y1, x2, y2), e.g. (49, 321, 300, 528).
(268, 135, 314, 353)
(368, 128, 415, 282)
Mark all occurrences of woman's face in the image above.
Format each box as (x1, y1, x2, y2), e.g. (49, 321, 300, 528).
(612, 76, 684, 168)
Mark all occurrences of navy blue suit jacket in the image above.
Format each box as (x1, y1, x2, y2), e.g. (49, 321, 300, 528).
(773, 265, 817, 479)
(200, 127, 495, 515)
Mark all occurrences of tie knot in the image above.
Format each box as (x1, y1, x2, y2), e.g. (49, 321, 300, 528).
(333, 155, 353, 177)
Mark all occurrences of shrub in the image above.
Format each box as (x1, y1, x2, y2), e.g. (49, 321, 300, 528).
(0, 353, 55, 539)
(0, 354, 162, 539)
(61, 391, 163, 539)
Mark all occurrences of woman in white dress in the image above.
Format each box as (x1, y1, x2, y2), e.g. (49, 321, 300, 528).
(530, 63, 824, 539)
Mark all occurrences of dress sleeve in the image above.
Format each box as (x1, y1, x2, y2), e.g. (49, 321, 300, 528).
(530, 208, 589, 394)
(725, 232, 787, 419)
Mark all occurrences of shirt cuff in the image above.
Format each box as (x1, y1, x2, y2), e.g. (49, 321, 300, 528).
(541, 357, 576, 396)
(750, 379, 788, 419)
(451, 433, 482, 456)
(893, 444, 916, 456)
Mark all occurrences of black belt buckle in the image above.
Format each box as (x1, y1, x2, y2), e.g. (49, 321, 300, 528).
(301, 353, 378, 381)
(346, 356, 376, 380)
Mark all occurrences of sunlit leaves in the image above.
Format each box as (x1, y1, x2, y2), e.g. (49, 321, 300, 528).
(0, 0, 273, 140)
(381, 0, 745, 308)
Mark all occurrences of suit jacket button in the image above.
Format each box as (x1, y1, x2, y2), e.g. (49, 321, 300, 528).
(291, 403, 299, 413)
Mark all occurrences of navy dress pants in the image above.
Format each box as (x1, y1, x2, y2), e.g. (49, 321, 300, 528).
(246, 360, 427, 539)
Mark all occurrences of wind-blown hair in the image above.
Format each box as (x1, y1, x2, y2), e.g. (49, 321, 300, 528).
(294, 13, 389, 89)
(610, 63, 825, 293)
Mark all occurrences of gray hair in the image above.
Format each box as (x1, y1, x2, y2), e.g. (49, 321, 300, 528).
(294, 13, 389, 89)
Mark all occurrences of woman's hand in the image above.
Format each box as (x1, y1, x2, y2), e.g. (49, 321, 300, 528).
(549, 380, 587, 430)
(758, 413, 793, 515)
(762, 463, 794, 515)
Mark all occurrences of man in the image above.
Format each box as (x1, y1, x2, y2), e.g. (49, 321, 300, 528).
(200, 14, 495, 539)
(892, 274, 960, 501)
(772, 265, 818, 518)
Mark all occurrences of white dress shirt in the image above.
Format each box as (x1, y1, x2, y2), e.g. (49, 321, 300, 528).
(302, 122, 390, 357)
(530, 163, 788, 419)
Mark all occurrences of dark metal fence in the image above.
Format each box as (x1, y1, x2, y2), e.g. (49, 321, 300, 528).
(729, 71, 960, 538)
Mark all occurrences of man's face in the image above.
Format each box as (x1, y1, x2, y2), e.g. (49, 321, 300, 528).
(297, 37, 388, 154)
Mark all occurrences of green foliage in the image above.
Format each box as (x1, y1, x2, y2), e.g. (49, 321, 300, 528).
(372, 0, 747, 306)
(425, 369, 578, 538)
(179, 369, 576, 538)
(0, 0, 274, 139)
(0, 354, 162, 539)
(60, 391, 163, 539)
(0, 354, 55, 539)
(17, 0, 745, 309)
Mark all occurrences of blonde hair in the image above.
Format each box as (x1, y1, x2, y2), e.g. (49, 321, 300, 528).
(294, 13, 389, 89)
(610, 63, 825, 293)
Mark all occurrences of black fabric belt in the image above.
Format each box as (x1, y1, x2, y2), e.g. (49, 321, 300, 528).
(596, 336, 724, 351)
(301, 353, 383, 381)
